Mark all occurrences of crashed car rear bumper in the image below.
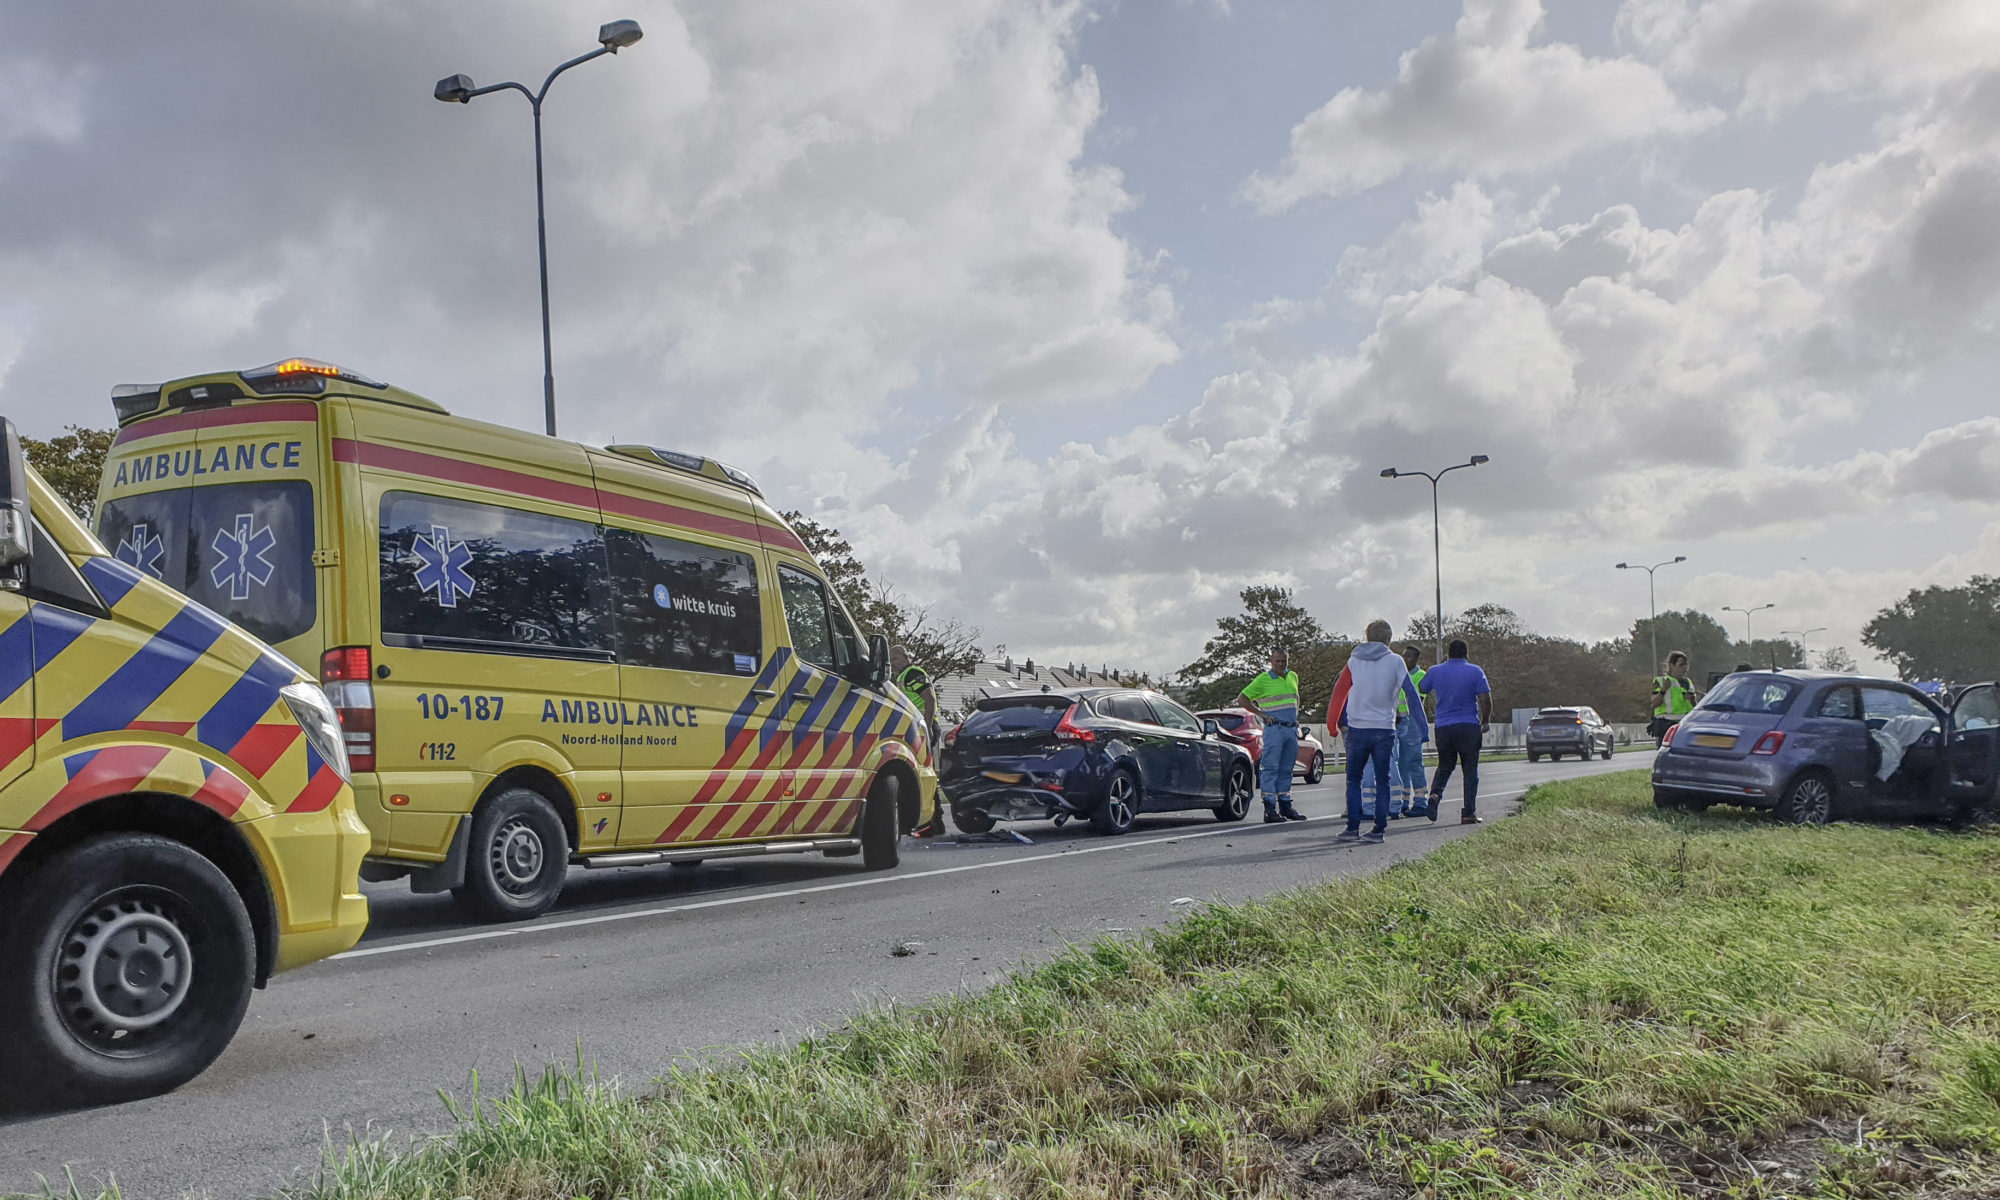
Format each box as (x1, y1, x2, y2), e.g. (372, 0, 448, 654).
(1651, 756, 1782, 802)
(941, 774, 1097, 823)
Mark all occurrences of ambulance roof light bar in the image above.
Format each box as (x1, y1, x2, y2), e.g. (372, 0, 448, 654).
(241, 357, 387, 392)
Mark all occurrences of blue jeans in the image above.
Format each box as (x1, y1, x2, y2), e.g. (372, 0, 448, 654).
(1258, 722, 1298, 808)
(1357, 729, 1402, 817)
(1344, 726, 1395, 832)
(1397, 716, 1428, 803)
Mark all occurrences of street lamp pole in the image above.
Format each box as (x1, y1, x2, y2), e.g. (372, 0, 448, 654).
(1381, 455, 1490, 665)
(1721, 603, 1776, 663)
(1615, 556, 1686, 673)
(435, 20, 644, 438)
(1778, 626, 1826, 670)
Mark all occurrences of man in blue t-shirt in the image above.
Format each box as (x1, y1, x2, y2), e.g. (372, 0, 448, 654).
(1417, 638, 1492, 824)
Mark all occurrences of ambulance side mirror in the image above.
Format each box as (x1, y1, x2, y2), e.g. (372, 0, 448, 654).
(868, 633, 890, 690)
(0, 417, 31, 575)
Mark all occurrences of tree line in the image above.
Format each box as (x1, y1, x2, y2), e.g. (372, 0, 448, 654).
(1170, 583, 1993, 725)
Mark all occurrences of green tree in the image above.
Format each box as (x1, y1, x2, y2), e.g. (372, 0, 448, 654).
(1862, 576, 2000, 683)
(1178, 586, 1332, 684)
(20, 424, 114, 520)
(781, 511, 983, 678)
(1620, 609, 1737, 681)
(1816, 646, 1858, 673)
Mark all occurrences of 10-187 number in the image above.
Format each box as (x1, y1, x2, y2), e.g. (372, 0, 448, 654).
(416, 693, 505, 721)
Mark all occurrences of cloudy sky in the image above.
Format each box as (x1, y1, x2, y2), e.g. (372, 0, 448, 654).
(4, 0, 1997, 677)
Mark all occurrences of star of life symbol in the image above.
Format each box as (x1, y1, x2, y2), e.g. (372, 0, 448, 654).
(116, 522, 167, 579)
(209, 513, 277, 601)
(411, 524, 475, 609)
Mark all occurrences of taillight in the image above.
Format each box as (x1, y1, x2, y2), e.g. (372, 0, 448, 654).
(319, 646, 376, 772)
(942, 724, 960, 750)
(1053, 704, 1096, 743)
(1751, 731, 1785, 756)
(1662, 722, 1678, 746)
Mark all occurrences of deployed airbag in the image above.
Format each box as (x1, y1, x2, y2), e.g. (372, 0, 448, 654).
(1872, 714, 1936, 781)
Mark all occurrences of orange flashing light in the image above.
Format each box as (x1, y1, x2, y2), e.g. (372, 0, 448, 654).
(389, 794, 410, 807)
(272, 358, 341, 377)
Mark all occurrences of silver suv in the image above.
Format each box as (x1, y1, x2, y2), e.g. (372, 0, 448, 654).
(1526, 706, 1614, 762)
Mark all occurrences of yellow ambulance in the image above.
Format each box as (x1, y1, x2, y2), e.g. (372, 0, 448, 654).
(94, 359, 935, 923)
(0, 416, 367, 1107)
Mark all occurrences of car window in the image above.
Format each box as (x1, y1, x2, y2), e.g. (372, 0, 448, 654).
(1581, 709, 1600, 724)
(1104, 694, 1156, 724)
(777, 564, 836, 669)
(378, 491, 608, 654)
(1861, 687, 1938, 727)
(1814, 687, 1860, 720)
(1957, 687, 2000, 731)
(962, 699, 1070, 735)
(1700, 675, 1798, 715)
(103, 481, 317, 644)
(1148, 696, 1202, 734)
(603, 527, 762, 676)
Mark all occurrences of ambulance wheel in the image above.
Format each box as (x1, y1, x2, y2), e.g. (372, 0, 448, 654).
(861, 774, 901, 871)
(0, 834, 254, 1110)
(454, 789, 568, 922)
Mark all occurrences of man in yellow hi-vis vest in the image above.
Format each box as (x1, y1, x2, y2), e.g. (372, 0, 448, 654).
(1650, 650, 1699, 746)
(1235, 647, 1307, 824)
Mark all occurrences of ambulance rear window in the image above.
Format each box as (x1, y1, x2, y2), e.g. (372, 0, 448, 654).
(97, 482, 317, 644)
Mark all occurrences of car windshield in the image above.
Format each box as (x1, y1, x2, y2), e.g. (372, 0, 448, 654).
(1699, 675, 1798, 715)
(962, 699, 1071, 735)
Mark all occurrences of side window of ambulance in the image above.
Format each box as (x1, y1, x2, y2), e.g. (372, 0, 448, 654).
(378, 491, 610, 655)
(604, 527, 763, 675)
(99, 481, 316, 644)
(777, 564, 835, 669)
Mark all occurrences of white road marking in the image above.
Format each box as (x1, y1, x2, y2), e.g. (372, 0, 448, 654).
(334, 784, 1541, 961)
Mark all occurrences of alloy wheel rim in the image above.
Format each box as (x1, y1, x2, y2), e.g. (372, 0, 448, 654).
(1108, 777, 1133, 826)
(56, 893, 194, 1049)
(1227, 772, 1249, 816)
(1795, 778, 1832, 823)
(492, 818, 546, 892)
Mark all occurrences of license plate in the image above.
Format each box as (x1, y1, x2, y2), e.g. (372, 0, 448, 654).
(982, 770, 1025, 783)
(1692, 733, 1735, 749)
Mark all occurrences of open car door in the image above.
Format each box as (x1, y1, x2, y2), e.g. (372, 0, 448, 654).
(1947, 683, 2000, 817)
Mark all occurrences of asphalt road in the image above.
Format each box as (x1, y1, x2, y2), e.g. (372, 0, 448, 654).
(2, 752, 1650, 1199)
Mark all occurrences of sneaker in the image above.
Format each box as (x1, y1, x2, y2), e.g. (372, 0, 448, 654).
(1426, 797, 1442, 823)
(1460, 813, 1482, 825)
(1388, 809, 1402, 820)
(1361, 828, 1387, 844)
(1263, 809, 1284, 824)
(1279, 804, 1307, 822)
(1334, 828, 1363, 843)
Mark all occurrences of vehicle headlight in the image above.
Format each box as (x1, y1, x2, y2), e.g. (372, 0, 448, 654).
(282, 681, 352, 783)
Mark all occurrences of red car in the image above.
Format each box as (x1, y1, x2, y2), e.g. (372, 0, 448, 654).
(1196, 708, 1327, 783)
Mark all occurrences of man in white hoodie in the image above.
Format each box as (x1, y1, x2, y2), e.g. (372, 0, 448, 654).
(1328, 619, 1429, 844)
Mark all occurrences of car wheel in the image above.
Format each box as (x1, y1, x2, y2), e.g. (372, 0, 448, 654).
(453, 788, 569, 922)
(1527, 752, 1541, 763)
(1091, 767, 1139, 835)
(1775, 771, 1837, 826)
(1303, 752, 1324, 784)
(1212, 764, 1252, 823)
(1601, 743, 1613, 760)
(0, 834, 256, 1110)
(861, 774, 902, 870)
(952, 804, 996, 834)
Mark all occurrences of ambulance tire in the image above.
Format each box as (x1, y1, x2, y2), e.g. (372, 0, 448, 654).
(860, 774, 901, 871)
(454, 789, 569, 922)
(0, 834, 255, 1110)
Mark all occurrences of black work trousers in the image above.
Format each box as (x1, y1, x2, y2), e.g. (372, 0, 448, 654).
(1430, 723, 1483, 815)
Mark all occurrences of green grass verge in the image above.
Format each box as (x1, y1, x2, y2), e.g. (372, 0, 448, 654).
(268, 774, 2000, 1197)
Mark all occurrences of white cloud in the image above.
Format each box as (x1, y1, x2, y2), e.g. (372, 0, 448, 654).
(1242, 0, 1720, 208)
(1618, 0, 2000, 114)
